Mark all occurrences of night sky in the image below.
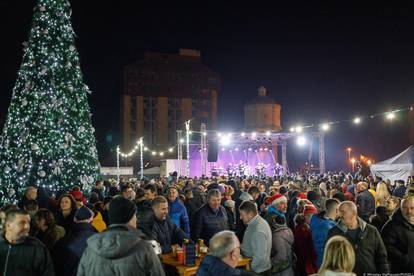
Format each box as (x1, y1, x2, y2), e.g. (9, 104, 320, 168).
(0, 1, 413, 170)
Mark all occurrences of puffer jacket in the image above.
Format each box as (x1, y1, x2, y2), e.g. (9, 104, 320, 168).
(270, 221, 294, 276)
(77, 224, 165, 276)
(91, 211, 107, 233)
(327, 217, 390, 275)
(381, 208, 414, 273)
(0, 235, 55, 276)
(168, 198, 190, 236)
(191, 204, 229, 246)
(310, 211, 336, 267)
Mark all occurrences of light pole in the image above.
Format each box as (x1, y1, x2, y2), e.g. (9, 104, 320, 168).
(350, 157, 356, 172)
(346, 147, 352, 171)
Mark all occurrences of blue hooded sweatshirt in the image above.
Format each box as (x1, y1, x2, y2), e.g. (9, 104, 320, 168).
(168, 198, 190, 236)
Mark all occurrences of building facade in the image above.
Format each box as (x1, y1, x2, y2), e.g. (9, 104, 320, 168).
(121, 49, 220, 150)
(244, 86, 282, 132)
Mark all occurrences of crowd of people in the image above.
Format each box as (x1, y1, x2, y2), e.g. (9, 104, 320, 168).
(1, 171, 414, 276)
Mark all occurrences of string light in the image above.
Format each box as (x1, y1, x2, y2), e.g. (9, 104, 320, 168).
(353, 117, 361, 124)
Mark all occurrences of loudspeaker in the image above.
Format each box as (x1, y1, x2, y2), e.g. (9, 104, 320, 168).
(207, 141, 219, 162)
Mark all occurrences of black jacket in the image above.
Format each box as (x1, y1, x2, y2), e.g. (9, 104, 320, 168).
(197, 255, 257, 276)
(52, 223, 97, 276)
(0, 235, 55, 276)
(135, 199, 155, 239)
(327, 217, 390, 275)
(356, 189, 376, 222)
(381, 208, 414, 273)
(55, 210, 76, 234)
(152, 215, 186, 254)
(185, 197, 202, 226)
(191, 204, 229, 246)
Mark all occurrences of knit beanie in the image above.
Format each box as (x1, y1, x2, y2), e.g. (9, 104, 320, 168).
(75, 205, 94, 221)
(108, 196, 137, 225)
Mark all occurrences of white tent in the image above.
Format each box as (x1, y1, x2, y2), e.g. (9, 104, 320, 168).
(370, 145, 414, 183)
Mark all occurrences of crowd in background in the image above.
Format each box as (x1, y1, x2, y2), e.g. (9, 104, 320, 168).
(1, 171, 414, 276)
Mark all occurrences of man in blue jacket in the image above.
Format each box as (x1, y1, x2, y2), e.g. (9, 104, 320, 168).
(310, 198, 339, 267)
(167, 185, 190, 236)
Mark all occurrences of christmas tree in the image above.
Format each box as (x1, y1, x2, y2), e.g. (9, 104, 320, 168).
(0, 0, 100, 204)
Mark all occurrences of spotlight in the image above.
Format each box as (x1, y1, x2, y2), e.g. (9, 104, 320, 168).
(264, 147, 268, 151)
(217, 132, 222, 137)
(235, 148, 239, 151)
(386, 112, 395, 120)
(219, 134, 232, 146)
(266, 131, 271, 136)
(159, 152, 164, 156)
(259, 148, 263, 151)
(290, 127, 295, 132)
(321, 123, 330, 131)
(202, 132, 207, 136)
(221, 148, 226, 151)
(168, 148, 174, 152)
(296, 136, 307, 146)
(241, 132, 246, 137)
(295, 126, 303, 133)
(353, 117, 361, 124)
(248, 148, 252, 151)
(179, 139, 184, 144)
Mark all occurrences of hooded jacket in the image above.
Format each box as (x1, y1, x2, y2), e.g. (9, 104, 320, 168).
(356, 189, 375, 222)
(77, 224, 165, 276)
(381, 208, 414, 273)
(0, 235, 54, 276)
(168, 198, 190, 236)
(327, 217, 390, 275)
(310, 211, 336, 267)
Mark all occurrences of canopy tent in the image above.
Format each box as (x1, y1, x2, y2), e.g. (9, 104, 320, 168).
(370, 145, 414, 183)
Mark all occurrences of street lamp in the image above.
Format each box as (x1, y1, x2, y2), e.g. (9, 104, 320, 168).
(350, 157, 356, 172)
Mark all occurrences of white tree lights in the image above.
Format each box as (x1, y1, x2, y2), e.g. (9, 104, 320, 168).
(0, 0, 100, 204)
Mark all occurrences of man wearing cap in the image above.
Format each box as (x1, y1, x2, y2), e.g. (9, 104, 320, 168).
(77, 196, 165, 276)
(52, 205, 97, 276)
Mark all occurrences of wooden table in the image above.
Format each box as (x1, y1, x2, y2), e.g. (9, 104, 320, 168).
(161, 253, 252, 276)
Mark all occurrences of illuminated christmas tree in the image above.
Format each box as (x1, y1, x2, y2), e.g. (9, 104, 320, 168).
(0, 0, 100, 204)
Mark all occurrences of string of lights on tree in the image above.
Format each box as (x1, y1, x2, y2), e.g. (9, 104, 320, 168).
(0, 0, 100, 204)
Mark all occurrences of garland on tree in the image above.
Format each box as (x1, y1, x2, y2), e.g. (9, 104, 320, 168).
(0, 0, 100, 204)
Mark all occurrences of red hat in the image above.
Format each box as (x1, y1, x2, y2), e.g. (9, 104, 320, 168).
(297, 192, 307, 200)
(265, 193, 287, 206)
(303, 204, 318, 216)
(70, 191, 86, 204)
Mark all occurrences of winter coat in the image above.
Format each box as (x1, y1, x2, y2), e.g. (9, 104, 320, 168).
(185, 197, 202, 226)
(0, 234, 55, 276)
(241, 215, 272, 273)
(197, 255, 257, 276)
(310, 211, 336, 267)
(225, 205, 236, 231)
(55, 210, 76, 234)
(91, 211, 107, 233)
(293, 223, 318, 275)
(370, 213, 389, 233)
(135, 199, 155, 239)
(392, 186, 407, 198)
(77, 224, 165, 276)
(327, 217, 390, 275)
(35, 224, 65, 251)
(168, 198, 190, 236)
(191, 204, 229, 246)
(270, 221, 294, 276)
(356, 189, 375, 222)
(91, 187, 105, 201)
(381, 208, 414, 272)
(52, 223, 97, 276)
(152, 215, 187, 254)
